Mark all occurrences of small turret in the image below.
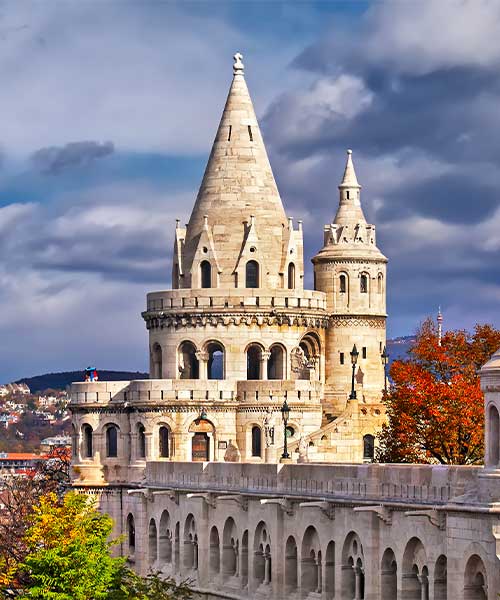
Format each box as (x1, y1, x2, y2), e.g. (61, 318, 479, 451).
(312, 149, 388, 411)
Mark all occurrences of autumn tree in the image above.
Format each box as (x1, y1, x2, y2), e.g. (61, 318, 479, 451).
(377, 319, 500, 464)
(18, 492, 124, 599)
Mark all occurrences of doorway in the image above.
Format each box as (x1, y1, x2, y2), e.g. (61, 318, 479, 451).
(192, 432, 209, 461)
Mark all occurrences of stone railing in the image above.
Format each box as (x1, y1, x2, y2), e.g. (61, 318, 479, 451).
(145, 288, 327, 312)
(144, 461, 482, 506)
(69, 379, 322, 406)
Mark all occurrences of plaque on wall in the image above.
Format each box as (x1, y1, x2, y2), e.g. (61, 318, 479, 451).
(218, 441, 228, 449)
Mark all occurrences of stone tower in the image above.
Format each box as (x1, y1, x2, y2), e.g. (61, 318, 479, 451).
(313, 150, 387, 413)
(70, 54, 388, 483)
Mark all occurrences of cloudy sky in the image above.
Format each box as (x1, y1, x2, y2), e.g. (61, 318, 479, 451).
(1, 0, 499, 382)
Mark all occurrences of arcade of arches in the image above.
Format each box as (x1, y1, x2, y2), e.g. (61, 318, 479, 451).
(113, 484, 495, 600)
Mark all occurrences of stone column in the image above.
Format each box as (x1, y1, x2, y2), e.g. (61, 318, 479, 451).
(264, 551, 271, 585)
(260, 351, 271, 380)
(418, 574, 429, 600)
(316, 558, 322, 593)
(196, 351, 209, 379)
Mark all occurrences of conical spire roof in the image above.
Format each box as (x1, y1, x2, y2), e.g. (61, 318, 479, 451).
(339, 149, 360, 189)
(182, 53, 287, 285)
(334, 149, 367, 225)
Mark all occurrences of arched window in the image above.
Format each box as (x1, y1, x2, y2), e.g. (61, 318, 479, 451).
(251, 426, 262, 457)
(159, 426, 170, 458)
(268, 345, 285, 379)
(489, 405, 499, 466)
(207, 342, 224, 380)
(200, 260, 211, 288)
(71, 424, 77, 458)
(106, 425, 118, 458)
(127, 514, 135, 554)
(152, 343, 162, 379)
(288, 263, 295, 289)
(340, 274, 347, 293)
(360, 273, 368, 294)
(377, 273, 383, 294)
(360, 274, 368, 293)
(246, 260, 259, 288)
(137, 424, 146, 459)
(149, 519, 158, 565)
(247, 344, 263, 380)
(82, 424, 93, 458)
(363, 434, 375, 461)
(178, 341, 199, 379)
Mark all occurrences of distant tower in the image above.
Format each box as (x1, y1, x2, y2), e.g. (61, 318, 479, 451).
(313, 150, 388, 413)
(437, 306, 443, 346)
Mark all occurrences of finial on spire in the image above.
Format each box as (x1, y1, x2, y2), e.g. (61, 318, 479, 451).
(339, 148, 360, 189)
(233, 52, 244, 75)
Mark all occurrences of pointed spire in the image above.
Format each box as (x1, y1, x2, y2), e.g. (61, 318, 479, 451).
(334, 149, 366, 226)
(339, 149, 360, 189)
(182, 52, 287, 287)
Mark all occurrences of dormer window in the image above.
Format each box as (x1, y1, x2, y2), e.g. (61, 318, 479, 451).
(200, 261, 211, 288)
(246, 260, 259, 288)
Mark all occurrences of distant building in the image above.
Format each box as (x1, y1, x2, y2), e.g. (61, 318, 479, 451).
(40, 435, 72, 453)
(0, 383, 30, 396)
(0, 452, 41, 476)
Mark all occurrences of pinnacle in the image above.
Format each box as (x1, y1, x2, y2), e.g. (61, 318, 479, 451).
(339, 149, 361, 189)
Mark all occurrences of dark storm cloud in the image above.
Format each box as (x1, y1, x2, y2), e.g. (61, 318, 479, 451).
(379, 174, 499, 225)
(261, 1, 500, 335)
(31, 141, 114, 175)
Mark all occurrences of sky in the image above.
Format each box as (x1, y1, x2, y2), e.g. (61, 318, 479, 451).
(1, 0, 500, 382)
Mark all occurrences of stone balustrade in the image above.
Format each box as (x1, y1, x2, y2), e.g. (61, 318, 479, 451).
(145, 288, 327, 312)
(69, 378, 323, 406)
(144, 461, 481, 506)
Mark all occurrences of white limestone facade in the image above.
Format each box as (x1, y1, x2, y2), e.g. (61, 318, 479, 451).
(69, 52, 500, 600)
(70, 52, 388, 480)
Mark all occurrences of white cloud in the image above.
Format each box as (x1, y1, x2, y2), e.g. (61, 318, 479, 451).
(0, 3, 296, 158)
(363, 0, 500, 75)
(265, 74, 373, 147)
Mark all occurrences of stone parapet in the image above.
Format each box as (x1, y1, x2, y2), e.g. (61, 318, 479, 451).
(143, 460, 483, 507)
(145, 288, 327, 312)
(70, 378, 322, 407)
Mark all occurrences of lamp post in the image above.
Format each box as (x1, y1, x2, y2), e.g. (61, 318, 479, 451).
(280, 399, 290, 459)
(381, 346, 389, 393)
(349, 344, 359, 400)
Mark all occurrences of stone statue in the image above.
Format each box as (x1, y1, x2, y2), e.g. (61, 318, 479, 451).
(264, 410, 275, 447)
(298, 436, 308, 463)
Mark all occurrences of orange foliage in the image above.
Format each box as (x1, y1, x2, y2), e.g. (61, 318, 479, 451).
(378, 319, 500, 464)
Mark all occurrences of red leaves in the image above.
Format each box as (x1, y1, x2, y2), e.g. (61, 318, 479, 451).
(378, 318, 500, 464)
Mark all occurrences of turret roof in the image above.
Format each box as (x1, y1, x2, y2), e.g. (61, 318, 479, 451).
(182, 52, 287, 279)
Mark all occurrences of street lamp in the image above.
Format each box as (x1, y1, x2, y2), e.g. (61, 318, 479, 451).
(349, 344, 359, 400)
(381, 346, 389, 393)
(280, 399, 291, 459)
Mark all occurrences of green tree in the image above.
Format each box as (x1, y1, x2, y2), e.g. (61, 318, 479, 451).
(19, 492, 124, 600)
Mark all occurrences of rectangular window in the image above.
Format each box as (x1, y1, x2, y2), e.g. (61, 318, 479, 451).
(362, 347, 367, 359)
(228, 125, 232, 141)
(340, 352, 345, 365)
(248, 125, 253, 141)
